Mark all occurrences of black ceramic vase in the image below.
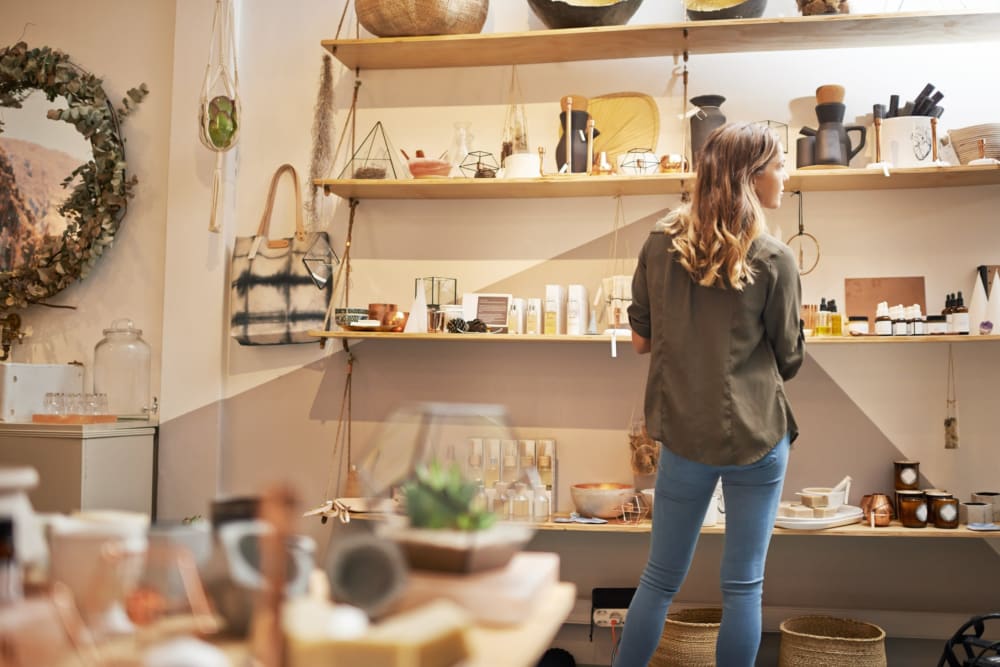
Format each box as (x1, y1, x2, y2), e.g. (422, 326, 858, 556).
(555, 110, 599, 174)
(690, 95, 726, 169)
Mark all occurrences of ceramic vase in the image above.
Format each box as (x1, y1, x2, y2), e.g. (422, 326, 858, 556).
(690, 95, 726, 168)
(555, 110, 598, 174)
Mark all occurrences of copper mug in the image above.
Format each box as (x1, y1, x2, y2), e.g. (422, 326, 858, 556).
(860, 493, 893, 527)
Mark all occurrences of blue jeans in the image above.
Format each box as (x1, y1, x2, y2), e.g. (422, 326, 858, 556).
(613, 434, 790, 667)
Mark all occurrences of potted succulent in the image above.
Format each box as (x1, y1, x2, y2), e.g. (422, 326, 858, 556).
(383, 460, 532, 573)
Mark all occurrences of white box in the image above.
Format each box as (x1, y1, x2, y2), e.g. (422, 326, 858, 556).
(566, 284, 590, 335)
(544, 284, 566, 335)
(0, 363, 84, 422)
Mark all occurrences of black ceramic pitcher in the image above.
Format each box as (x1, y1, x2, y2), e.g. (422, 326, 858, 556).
(555, 109, 599, 173)
(806, 102, 866, 167)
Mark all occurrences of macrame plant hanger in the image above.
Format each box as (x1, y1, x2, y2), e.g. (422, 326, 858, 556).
(200, 0, 240, 233)
(945, 344, 960, 449)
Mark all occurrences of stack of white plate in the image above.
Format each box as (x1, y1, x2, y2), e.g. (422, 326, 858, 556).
(947, 123, 1000, 164)
(774, 503, 863, 531)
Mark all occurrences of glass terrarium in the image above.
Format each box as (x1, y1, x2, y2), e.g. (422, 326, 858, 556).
(302, 234, 339, 289)
(338, 121, 399, 179)
(415, 277, 458, 308)
(355, 402, 534, 574)
(355, 402, 514, 496)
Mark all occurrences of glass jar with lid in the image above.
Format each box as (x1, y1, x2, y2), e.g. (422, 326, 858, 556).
(93, 318, 152, 418)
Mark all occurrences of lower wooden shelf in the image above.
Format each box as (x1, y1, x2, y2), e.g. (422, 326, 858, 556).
(536, 516, 995, 538)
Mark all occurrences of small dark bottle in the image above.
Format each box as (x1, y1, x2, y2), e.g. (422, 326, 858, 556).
(953, 291, 970, 335)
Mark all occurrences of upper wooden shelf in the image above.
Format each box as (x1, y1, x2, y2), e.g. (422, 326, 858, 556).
(317, 164, 1000, 200)
(321, 10, 1000, 70)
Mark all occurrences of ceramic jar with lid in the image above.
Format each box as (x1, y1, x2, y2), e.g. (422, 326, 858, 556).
(924, 489, 952, 524)
(893, 460, 920, 490)
(897, 490, 927, 528)
(932, 496, 959, 529)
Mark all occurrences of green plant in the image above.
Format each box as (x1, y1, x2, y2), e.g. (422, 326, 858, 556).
(402, 460, 495, 532)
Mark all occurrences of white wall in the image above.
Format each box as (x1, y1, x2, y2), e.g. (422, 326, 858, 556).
(1, 1, 175, 402)
(6, 0, 1000, 651)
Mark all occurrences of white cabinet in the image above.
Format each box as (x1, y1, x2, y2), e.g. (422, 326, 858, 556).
(0, 422, 156, 515)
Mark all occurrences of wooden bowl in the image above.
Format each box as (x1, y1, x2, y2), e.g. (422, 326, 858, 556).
(528, 0, 645, 30)
(685, 0, 767, 20)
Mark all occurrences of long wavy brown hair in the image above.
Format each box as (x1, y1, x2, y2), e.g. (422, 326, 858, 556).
(664, 122, 781, 290)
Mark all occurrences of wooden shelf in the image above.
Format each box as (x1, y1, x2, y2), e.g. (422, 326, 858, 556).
(310, 330, 999, 345)
(316, 165, 1000, 200)
(322, 10, 1000, 70)
(536, 517, 996, 538)
(807, 334, 999, 344)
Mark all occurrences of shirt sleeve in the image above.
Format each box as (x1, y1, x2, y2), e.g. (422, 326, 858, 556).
(628, 236, 652, 339)
(764, 245, 805, 382)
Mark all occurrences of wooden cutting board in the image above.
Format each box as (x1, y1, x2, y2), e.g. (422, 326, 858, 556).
(844, 277, 927, 325)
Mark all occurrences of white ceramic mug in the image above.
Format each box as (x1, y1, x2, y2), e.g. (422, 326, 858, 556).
(881, 116, 934, 168)
(501, 152, 541, 179)
(48, 514, 149, 637)
(971, 491, 1000, 522)
(960, 501, 992, 525)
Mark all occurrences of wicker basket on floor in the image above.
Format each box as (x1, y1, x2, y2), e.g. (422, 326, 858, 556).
(779, 615, 887, 667)
(650, 607, 722, 667)
(355, 0, 489, 37)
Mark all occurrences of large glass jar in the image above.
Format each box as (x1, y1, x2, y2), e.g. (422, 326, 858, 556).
(93, 318, 151, 418)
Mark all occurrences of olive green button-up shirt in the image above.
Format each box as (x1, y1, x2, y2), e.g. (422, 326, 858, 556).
(628, 220, 804, 467)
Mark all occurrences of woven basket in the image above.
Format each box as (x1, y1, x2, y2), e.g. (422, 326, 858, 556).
(650, 607, 722, 667)
(779, 615, 887, 667)
(355, 0, 489, 37)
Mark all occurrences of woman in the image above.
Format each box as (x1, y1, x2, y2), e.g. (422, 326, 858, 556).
(615, 122, 804, 667)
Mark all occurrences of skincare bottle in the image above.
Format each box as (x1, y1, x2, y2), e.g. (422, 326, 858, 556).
(875, 301, 892, 336)
(526, 298, 543, 335)
(911, 304, 926, 336)
(536, 439, 556, 491)
(493, 481, 511, 518)
(518, 439, 536, 473)
(510, 482, 532, 521)
(471, 482, 489, 514)
(501, 440, 519, 482)
(890, 304, 907, 336)
(953, 291, 970, 335)
(533, 486, 551, 523)
(466, 438, 484, 484)
(483, 439, 501, 488)
(816, 298, 831, 336)
(829, 299, 843, 337)
(944, 293, 955, 333)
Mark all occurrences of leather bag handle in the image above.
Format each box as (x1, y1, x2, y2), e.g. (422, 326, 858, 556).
(252, 164, 306, 255)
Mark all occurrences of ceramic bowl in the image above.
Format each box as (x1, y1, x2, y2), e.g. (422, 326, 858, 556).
(335, 307, 370, 327)
(571, 482, 636, 519)
(407, 157, 452, 178)
(527, 0, 645, 30)
(685, 0, 767, 20)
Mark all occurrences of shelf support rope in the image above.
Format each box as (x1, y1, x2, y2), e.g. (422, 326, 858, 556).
(680, 46, 692, 203)
(320, 197, 359, 342)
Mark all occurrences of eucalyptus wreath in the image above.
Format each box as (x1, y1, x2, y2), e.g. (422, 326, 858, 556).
(0, 41, 147, 309)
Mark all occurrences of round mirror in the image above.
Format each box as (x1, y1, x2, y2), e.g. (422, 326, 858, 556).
(0, 42, 147, 310)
